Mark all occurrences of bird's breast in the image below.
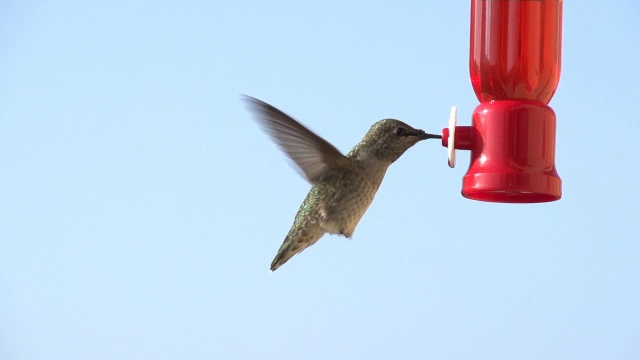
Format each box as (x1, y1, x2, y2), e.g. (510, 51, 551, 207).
(317, 167, 387, 237)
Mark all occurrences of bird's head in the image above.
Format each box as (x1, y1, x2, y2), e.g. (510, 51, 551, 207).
(348, 119, 440, 164)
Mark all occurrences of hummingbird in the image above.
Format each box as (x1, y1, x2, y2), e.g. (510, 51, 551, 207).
(244, 96, 441, 271)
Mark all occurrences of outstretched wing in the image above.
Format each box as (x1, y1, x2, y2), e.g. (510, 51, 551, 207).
(244, 96, 353, 183)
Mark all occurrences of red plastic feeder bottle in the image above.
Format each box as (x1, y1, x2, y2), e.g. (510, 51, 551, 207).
(443, 0, 563, 203)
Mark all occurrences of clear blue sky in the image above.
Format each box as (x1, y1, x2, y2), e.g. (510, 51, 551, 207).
(1, 1, 639, 359)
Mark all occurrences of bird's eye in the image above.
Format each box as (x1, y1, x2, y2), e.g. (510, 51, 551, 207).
(396, 127, 407, 136)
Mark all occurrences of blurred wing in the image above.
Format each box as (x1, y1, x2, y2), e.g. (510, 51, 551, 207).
(244, 96, 352, 183)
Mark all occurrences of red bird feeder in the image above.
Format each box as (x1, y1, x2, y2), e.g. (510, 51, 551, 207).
(442, 0, 563, 203)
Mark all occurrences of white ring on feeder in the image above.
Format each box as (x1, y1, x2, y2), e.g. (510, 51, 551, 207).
(448, 106, 457, 168)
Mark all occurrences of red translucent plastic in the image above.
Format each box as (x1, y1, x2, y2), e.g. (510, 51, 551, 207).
(442, 101, 562, 203)
(442, 0, 564, 203)
(470, 0, 563, 103)
(464, 101, 561, 202)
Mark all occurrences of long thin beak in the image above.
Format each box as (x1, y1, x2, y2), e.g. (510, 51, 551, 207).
(417, 130, 442, 140)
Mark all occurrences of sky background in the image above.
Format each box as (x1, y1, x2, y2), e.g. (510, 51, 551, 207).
(1, 1, 639, 359)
